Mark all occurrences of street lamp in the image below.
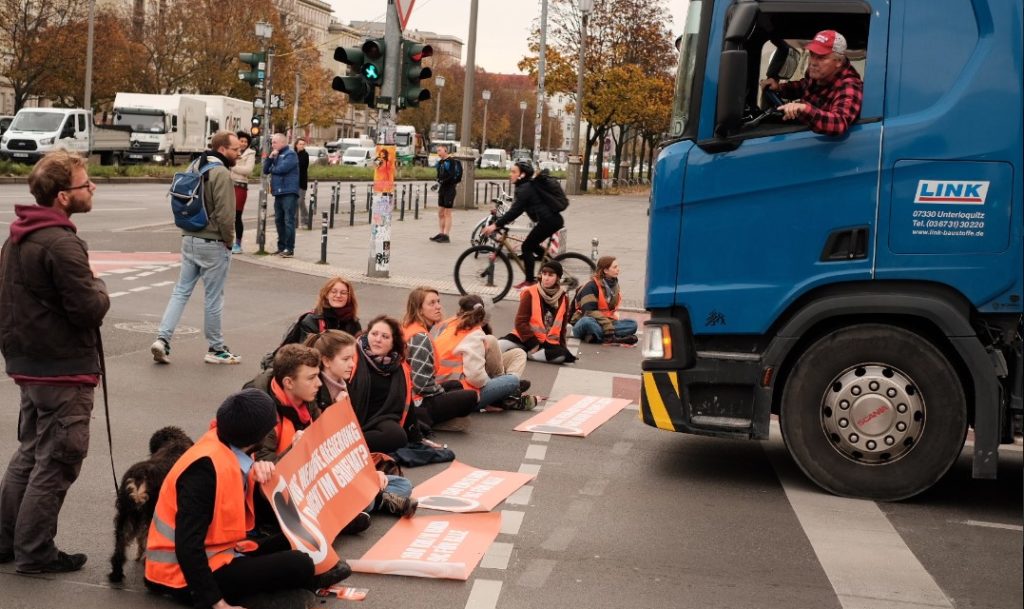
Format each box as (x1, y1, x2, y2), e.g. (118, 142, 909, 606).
(434, 75, 446, 136)
(518, 100, 528, 150)
(481, 89, 491, 151)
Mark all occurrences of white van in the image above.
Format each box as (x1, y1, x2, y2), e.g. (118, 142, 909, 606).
(480, 148, 508, 169)
(341, 146, 374, 167)
(0, 107, 129, 165)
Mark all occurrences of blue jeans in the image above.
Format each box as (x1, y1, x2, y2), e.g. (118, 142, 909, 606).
(572, 317, 638, 343)
(158, 236, 231, 350)
(368, 475, 413, 512)
(476, 374, 520, 408)
(274, 193, 298, 252)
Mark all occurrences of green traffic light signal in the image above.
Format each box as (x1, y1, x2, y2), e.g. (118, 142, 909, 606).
(360, 38, 386, 87)
(399, 40, 433, 109)
(238, 52, 267, 86)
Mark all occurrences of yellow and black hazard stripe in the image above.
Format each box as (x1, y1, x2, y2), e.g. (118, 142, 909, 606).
(640, 371, 685, 432)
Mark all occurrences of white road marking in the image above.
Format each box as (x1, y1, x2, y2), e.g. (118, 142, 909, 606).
(135, 271, 155, 277)
(464, 579, 503, 609)
(766, 423, 954, 609)
(518, 463, 541, 476)
(152, 281, 175, 287)
(480, 542, 514, 570)
(524, 444, 548, 461)
(108, 292, 129, 298)
(955, 520, 1023, 532)
(505, 485, 533, 506)
(499, 510, 525, 535)
(129, 286, 150, 292)
(124, 276, 138, 281)
(106, 268, 133, 274)
(531, 433, 550, 442)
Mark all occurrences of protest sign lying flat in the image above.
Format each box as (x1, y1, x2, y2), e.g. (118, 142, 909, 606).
(412, 460, 535, 512)
(262, 398, 379, 574)
(349, 512, 501, 580)
(514, 394, 632, 436)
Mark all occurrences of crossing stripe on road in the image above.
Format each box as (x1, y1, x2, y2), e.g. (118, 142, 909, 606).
(766, 422, 954, 609)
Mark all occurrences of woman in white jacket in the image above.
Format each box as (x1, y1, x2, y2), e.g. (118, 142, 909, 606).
(230, 131, 256, 253)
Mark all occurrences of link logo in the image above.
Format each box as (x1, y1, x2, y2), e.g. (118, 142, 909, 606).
(914, 180, 989, 205)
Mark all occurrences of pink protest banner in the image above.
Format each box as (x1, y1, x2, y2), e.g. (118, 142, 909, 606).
(514, 394, 632, 436)
(412, 460, 535, 512)
(262, 398, 380, 574)
(349, 513, 501, 580)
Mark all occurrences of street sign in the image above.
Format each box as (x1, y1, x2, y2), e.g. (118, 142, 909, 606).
(375, 96, 392, 110)
(395, 0, 416, 30)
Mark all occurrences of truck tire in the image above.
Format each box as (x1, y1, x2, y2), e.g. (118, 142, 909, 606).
(779, 324, 966, 501)
(166, 149, 175, 167)
(100, 152, 112, 166)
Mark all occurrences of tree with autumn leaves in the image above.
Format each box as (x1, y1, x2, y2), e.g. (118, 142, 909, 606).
(0, 0, 342, 134)
(521, 0, 676, 189)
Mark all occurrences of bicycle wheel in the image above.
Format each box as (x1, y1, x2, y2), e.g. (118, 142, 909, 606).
(454, 245, 514, 303)
(554, 252, 596, 294)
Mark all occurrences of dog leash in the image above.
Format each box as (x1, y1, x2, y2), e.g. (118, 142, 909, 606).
(97, 329, 119, 494)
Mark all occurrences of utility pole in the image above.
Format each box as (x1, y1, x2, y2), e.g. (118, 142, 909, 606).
(254, 20, 274, 255)
(291, 72, 301, 142)
(533, 0, 548, 162)
(455, 0, 480, 210)
(83, 0, 95, 114)
(567, 0, 592, 195)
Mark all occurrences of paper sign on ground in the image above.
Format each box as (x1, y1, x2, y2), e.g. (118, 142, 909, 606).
(412, 460, 534, 512)
(514, 394, 632, 436)
(349, 512, 501, 580)
(262, 398, 379, 574)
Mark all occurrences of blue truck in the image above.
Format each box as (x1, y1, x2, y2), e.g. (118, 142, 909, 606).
(641, 0, 1022, 500)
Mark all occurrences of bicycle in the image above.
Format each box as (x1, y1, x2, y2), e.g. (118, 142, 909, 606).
(469, 183, 513, 246)
(453, 225, 596, 303)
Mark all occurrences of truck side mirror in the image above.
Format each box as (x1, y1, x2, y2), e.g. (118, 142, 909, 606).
(171, 116, 178, 133)
(715, 49, 748, 136)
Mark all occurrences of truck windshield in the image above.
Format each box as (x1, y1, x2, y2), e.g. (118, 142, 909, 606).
(10, 112, 65, 133)
(113, 111, 166, 134)
(395, 132, 412, 146)
(669, 0, 705, 138)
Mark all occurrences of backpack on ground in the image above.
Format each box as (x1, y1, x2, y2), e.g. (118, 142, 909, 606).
(169, 157, 222, 232)
(259, 311, 326, 371)
(532, 169, 569, 211)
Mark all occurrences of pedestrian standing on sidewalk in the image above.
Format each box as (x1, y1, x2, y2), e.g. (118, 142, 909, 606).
(230, 131, 255, 254)
(151, 131, 242, 365)
(0, 150, 110, 574)
(570, 256, 638, 345)
(263, 133, 299, 257)
(295, 138, 310, 228)
(429, 144, 461, 243)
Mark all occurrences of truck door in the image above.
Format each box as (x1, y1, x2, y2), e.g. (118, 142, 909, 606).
(75, 112, 89, 154)
(679, 2, 889, 335)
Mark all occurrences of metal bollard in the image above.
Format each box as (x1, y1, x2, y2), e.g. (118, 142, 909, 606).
(318, 211, 328, 264)
(329, 192, 335, 229)
(334, 181, 341, 214)
(349, 184, 356, 226)
(591, 237, 600, 262)
(414, 191, 420, 220)
(423, 182, 428, 209)
(399, 184, 406, 221)
(306, 181, 318, 230)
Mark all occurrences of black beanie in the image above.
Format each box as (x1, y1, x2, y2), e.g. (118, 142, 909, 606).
(216, 389, 278, 448)
(540, 260, 563, 278)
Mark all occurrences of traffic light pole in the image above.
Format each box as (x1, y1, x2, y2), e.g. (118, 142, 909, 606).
(256, 49, 274, 255)
(366, 0, 402, 278)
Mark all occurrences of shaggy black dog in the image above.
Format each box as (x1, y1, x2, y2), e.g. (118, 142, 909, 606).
(108, 426, 193, 583)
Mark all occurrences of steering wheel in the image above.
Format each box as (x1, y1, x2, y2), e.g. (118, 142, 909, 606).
(762, 87, 784, 111)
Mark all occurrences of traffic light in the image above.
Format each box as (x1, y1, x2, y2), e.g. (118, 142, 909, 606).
(360, 38, 386, 89)
(333, 44, 373, 106)
(238, 52, 267, 87)
(250, 116, 261, 139)
(399, 39, 432, 108)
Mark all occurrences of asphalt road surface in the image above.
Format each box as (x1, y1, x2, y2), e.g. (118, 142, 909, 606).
(0, 183, 1020, 609)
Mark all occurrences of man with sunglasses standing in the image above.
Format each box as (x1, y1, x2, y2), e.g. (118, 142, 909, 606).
(0, 150, 110, 574)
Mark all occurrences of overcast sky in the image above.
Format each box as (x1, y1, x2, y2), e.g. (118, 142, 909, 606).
(328, 0, 687, 74)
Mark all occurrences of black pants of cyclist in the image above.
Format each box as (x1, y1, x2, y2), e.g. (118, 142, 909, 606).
(521, 216, 564, 281)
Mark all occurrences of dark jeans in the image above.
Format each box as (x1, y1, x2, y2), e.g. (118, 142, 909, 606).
(0, 384, 93, 570)
(234, 184, 247, 243)
(274, 193, 298, 252)
(420, 389, 478, 426)
(363, 420, 408, 453)
(522, 217, 564, 281)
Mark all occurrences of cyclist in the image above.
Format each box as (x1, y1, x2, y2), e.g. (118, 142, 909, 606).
(480, 161, 564, 290)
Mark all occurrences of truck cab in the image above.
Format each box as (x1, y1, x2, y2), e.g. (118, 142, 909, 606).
(113, 93, 207, 165)
(641, 0, 1022, 500)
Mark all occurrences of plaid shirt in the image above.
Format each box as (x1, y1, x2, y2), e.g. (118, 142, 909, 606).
(779, 60, 863, 136)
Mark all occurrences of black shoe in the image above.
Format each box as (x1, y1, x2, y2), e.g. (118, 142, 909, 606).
(518, 379, 531, 393)
(309, 561, 352, 590)
(437, 234, 451, 243)
(340, 511, 371, 535)
(429, 233, 443, 242)
(16, 551, 87, 574)
(615, 335, 639, 345)
(379, 492, 418, 518)
(0, 550, 13, 563)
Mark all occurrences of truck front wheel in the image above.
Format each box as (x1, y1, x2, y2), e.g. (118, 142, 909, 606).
(780, 324, 966, 501)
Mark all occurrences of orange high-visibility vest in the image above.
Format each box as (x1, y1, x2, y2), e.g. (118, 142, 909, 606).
(512, 285, 567, 345)
(145, 429, 256, 589)
(402, 321, 440, 402)
(275, 417, 296, 455)
(595, 280, 621, 320)
(431, 317, 479, 392)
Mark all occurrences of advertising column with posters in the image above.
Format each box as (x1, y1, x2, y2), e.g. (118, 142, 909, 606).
(368, 121, 398, 278)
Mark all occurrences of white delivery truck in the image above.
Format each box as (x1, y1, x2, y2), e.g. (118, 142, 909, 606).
(112, 93, 207, 165)
(0, 107, 130, 165)
(480, 148, 509, 169)
(189, 95, 253, 143)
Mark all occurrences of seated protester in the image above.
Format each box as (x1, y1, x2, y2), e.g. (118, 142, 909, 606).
(244, 344, 323, 463)
(304, 330, 418, 518)
(296, 276, 362, 344)
(402, 287, 479, 431)
(434, 295, 533, 411)
(346, 315, 421, 454)
(144, 389, 350, 608)
(571, 256, 638, 345)
(499, 260, 577, 364)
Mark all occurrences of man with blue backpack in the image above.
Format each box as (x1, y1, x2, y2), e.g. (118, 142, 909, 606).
(151, 131, 241, 365)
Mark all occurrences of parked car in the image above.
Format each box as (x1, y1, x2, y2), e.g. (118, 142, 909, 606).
(341, 146, 374, 167)
(0, 115, 14, 138)
(305, 145, 327, 165)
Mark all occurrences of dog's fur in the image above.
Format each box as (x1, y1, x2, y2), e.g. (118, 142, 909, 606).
(108, 426, 193, 583)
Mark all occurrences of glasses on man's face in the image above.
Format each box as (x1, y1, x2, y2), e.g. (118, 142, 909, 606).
(63, 181, 94, 192)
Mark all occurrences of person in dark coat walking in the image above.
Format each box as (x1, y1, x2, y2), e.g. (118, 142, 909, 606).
(295, 138, 310, 227)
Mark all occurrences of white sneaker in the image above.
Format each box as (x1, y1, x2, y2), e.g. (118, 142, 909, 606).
(151, 338, 170, 364)
(204, 347, 240, 365)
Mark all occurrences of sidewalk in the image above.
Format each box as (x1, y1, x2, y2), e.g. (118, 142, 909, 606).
(236, 184, 651, 310)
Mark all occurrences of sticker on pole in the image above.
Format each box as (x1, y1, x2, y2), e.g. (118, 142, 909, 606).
(349, 512, 501, 580)
(514, 394, 632, 436)
(395, 0, 416, 30)
(412, 461, 535, 512)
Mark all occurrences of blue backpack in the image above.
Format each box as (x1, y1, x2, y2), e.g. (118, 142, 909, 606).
(170, 158, 222, 232)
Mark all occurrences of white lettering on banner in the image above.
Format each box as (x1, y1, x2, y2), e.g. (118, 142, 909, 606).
(544, 396, 612, 429)
(401, 521, 450, 560)
(437, 470, 506, 501)
(428, 529, 470, 563)
(330, 445, 371, 488)
(914, 180, 989, 205)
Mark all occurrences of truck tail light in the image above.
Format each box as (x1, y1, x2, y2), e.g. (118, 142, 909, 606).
(643, 324, 672, 359)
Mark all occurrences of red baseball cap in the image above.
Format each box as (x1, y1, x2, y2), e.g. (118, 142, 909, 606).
(805, 30, 847, 56)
